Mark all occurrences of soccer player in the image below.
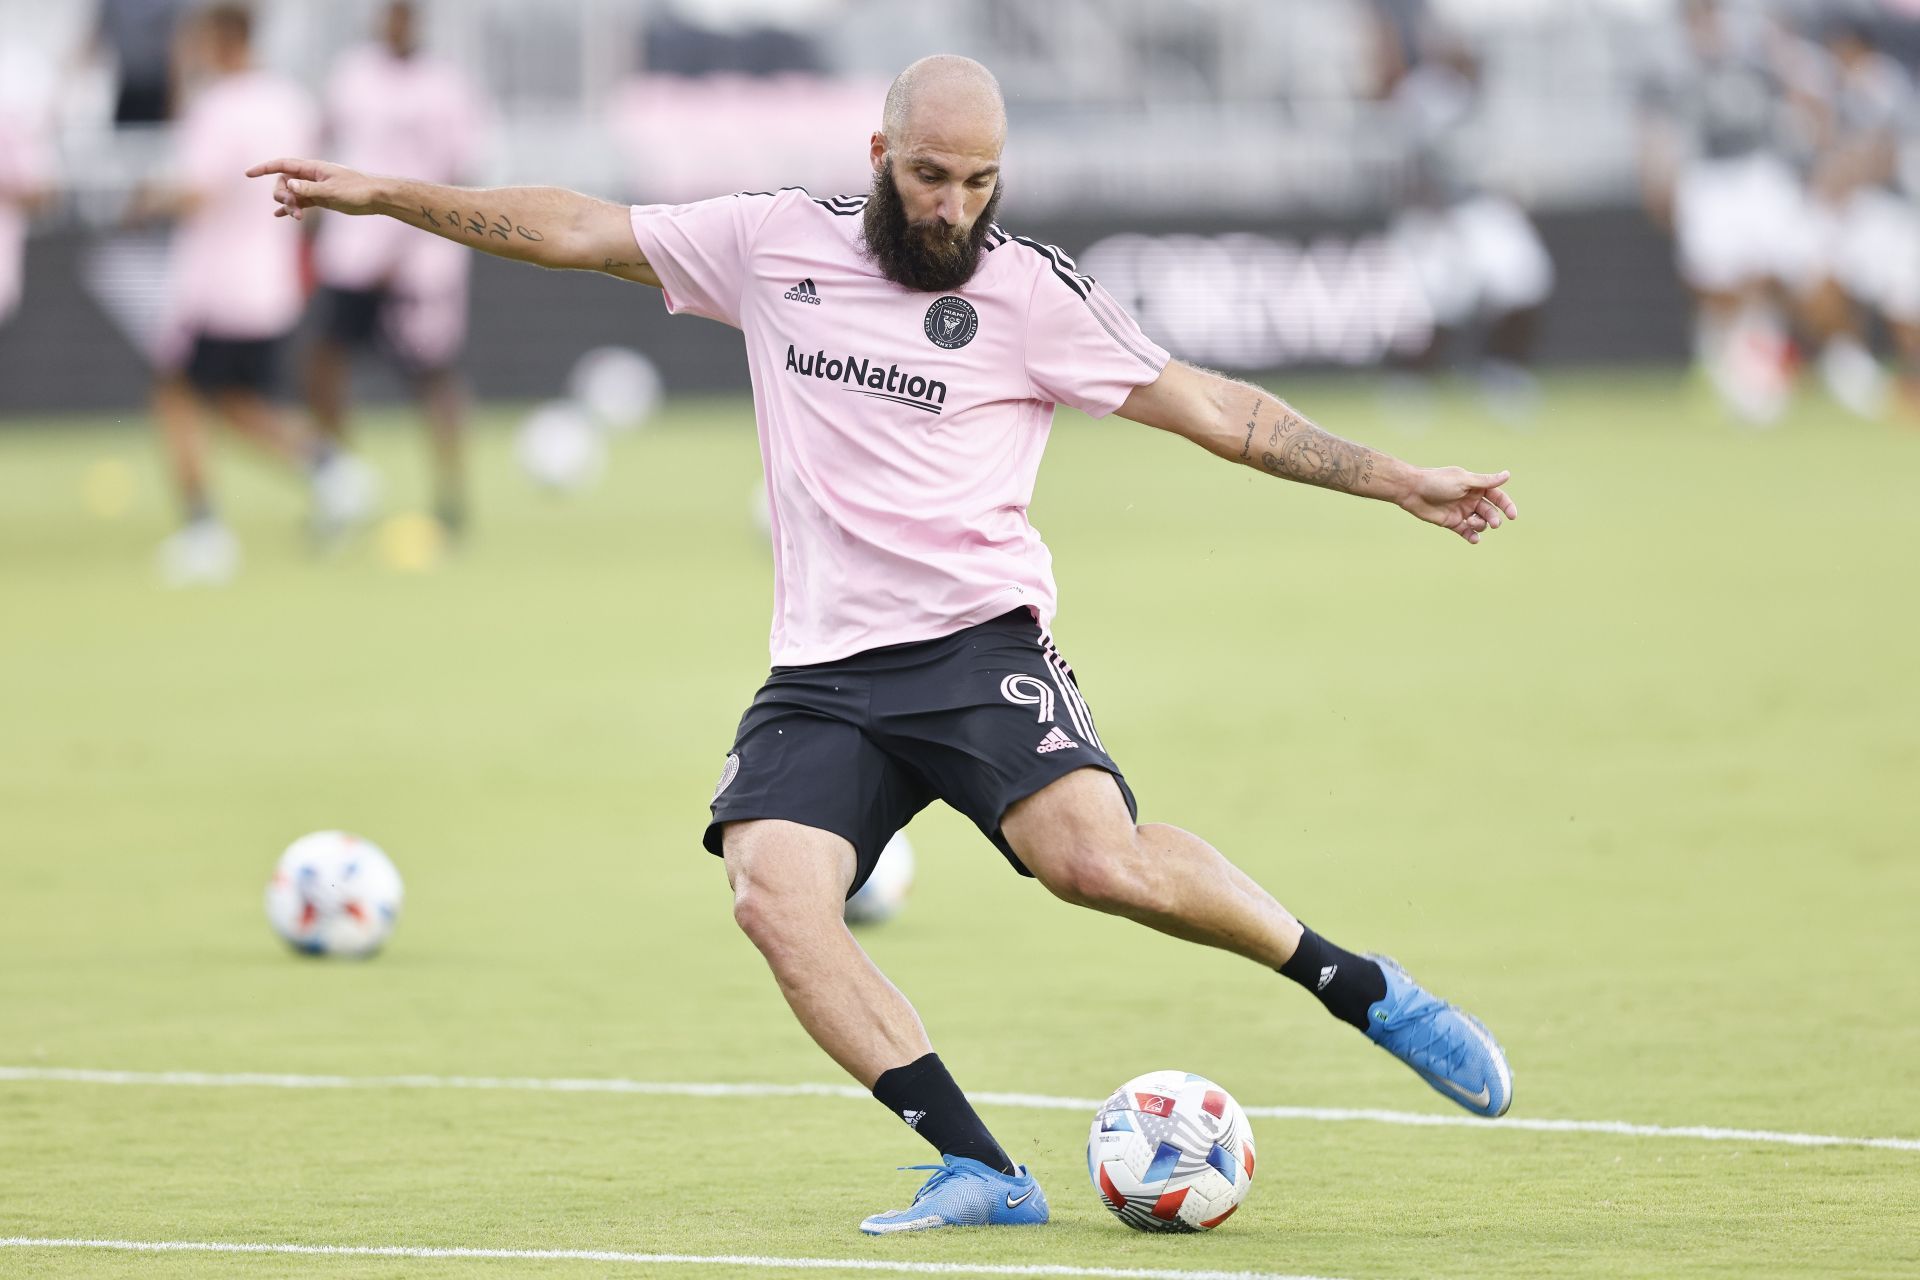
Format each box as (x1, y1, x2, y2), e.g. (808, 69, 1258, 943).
(1372, 6, 1554, 416)
(147, 4, 370, 584)
(1640, 0, 1810, 424)
(1788, 18, 1917, 419)
(0, 83, 54, 333)
(250, 54, 1518, 1232)
(307, 1, 486, 535)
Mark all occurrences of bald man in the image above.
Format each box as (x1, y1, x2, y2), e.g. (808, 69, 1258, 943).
(250, 55, 1518, 1233)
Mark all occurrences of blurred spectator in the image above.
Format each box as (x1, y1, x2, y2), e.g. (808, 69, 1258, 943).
(1372, 1, 1555, 417)
(307, 0, 487, 536)
(642, 11, 823, 76)
(611, 73, 884, 203)
(1788, 17, 1919, 418)
(1640, 0, 1814, 424)
(84, 0, 191, 125)
(140, 3, 368, 585)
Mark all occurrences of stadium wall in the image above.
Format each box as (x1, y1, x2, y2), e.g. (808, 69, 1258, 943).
(0, 207, 1687, 415)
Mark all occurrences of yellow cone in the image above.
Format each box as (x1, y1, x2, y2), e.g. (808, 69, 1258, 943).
(376, 512, 446, 573)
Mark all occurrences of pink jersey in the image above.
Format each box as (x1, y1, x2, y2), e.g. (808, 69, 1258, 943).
(629, 189, 1169, 666)
(314, 45, 483, 300)
(159, 69, 317, 357)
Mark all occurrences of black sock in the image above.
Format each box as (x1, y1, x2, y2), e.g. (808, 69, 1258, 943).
(1279, 925, 1387, 1033)
(871, 1053, 1015, 1174)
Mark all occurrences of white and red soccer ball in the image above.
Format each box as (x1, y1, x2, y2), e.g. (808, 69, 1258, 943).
(1088, 1070, 1256, 1232)
(264, 831, 404, 959)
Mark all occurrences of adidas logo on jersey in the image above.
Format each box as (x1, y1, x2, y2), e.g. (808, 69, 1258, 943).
(1036, 726, 1079, 754)
(784, 278, 822, 304)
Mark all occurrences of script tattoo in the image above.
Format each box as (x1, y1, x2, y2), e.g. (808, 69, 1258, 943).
(1239, 400, 1261, 460)
(603, 258, 637, 272)
(1266, 403, 1299, 448)
(425, 206, 546, 242)
(1260, 430, 1377, 493)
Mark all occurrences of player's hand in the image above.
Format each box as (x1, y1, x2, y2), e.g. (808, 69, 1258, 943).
(1397, 467, 1518, 545)
(244, 157, 377, 221)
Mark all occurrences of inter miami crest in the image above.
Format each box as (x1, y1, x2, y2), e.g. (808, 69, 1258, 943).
(923, 296, 978, 349)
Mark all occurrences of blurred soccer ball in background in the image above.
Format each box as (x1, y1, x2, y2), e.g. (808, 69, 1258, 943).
(567, 345, 662, 433)
(844, 830, 913, 926)
(264, 830, 405, 958)
(1088, 1070, 1256, 1232)
(515, 400, 606, 491)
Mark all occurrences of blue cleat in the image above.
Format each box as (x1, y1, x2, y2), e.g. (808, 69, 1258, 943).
(858, 1156, 1050, 1235)
(1364, 954, 1512, 1118)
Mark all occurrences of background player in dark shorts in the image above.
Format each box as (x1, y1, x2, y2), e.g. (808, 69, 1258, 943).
(304, 2, 483, 536)
(143, 7, 371, 586)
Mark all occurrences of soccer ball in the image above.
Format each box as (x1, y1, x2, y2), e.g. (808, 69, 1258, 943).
(844, 831, 914, 925)
(1087, 1070, 1256, 1232)
(264, 831, 404, 959)
(567, 345, 662, 433)
(515, 401, 605, 491)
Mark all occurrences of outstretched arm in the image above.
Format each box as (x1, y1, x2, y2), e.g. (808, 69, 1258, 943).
(1115, 360, 1518, 544)
(244, 157, 660, 286)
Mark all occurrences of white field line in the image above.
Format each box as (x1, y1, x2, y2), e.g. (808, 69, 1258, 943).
(3, 1065, 1916, 1154)
(0, 1238, 1347, 1280)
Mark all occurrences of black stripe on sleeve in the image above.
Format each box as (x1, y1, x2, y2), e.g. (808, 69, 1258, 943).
(1005, 232, 1160, 372)
(1007, 233, 1094, 299)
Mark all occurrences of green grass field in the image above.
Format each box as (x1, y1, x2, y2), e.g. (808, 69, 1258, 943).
(1, 373, 1916, 1279)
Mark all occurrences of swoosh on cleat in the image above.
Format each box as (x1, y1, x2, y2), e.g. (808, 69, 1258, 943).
(1422, 1072, 1491, 1110)
(1005, 1187, 1036, 1209)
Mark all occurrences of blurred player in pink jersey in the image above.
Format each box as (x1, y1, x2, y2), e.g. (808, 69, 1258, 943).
(307, 2, 485, 535)
(145, 5, 370, 585)
(251, 55, 1520, 1229)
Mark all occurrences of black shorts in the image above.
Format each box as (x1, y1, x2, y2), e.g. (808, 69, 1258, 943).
(704, 608, 1136, 895)
(184, 335, 284, 395)
(317, 285, 388, 346)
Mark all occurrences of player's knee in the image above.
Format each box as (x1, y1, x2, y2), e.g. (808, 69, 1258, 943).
(1035, 828, 1156, 912)
(730, 876, 802, 954)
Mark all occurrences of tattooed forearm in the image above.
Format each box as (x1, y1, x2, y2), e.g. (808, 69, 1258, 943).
(1239, 400, 1261, 460)
(414, 206, 545, 242)
(1259, 431, 1378, 492)
(1245, 392, 1377, 492)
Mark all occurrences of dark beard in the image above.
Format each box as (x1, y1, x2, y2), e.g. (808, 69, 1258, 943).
(859, 161, 1002, 293)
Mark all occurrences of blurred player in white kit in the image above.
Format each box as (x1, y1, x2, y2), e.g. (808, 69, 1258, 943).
(0, 85, 54, 334)
(146, 4, 370, 584)
(1641, 0, 1813, 424)
(1371, 0, 1554, 416)
(1788, 18, 1919, 419)
(307, 1, 486, 535)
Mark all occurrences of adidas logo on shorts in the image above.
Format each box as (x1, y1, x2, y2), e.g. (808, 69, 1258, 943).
(1036, 726, 1079, 754)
